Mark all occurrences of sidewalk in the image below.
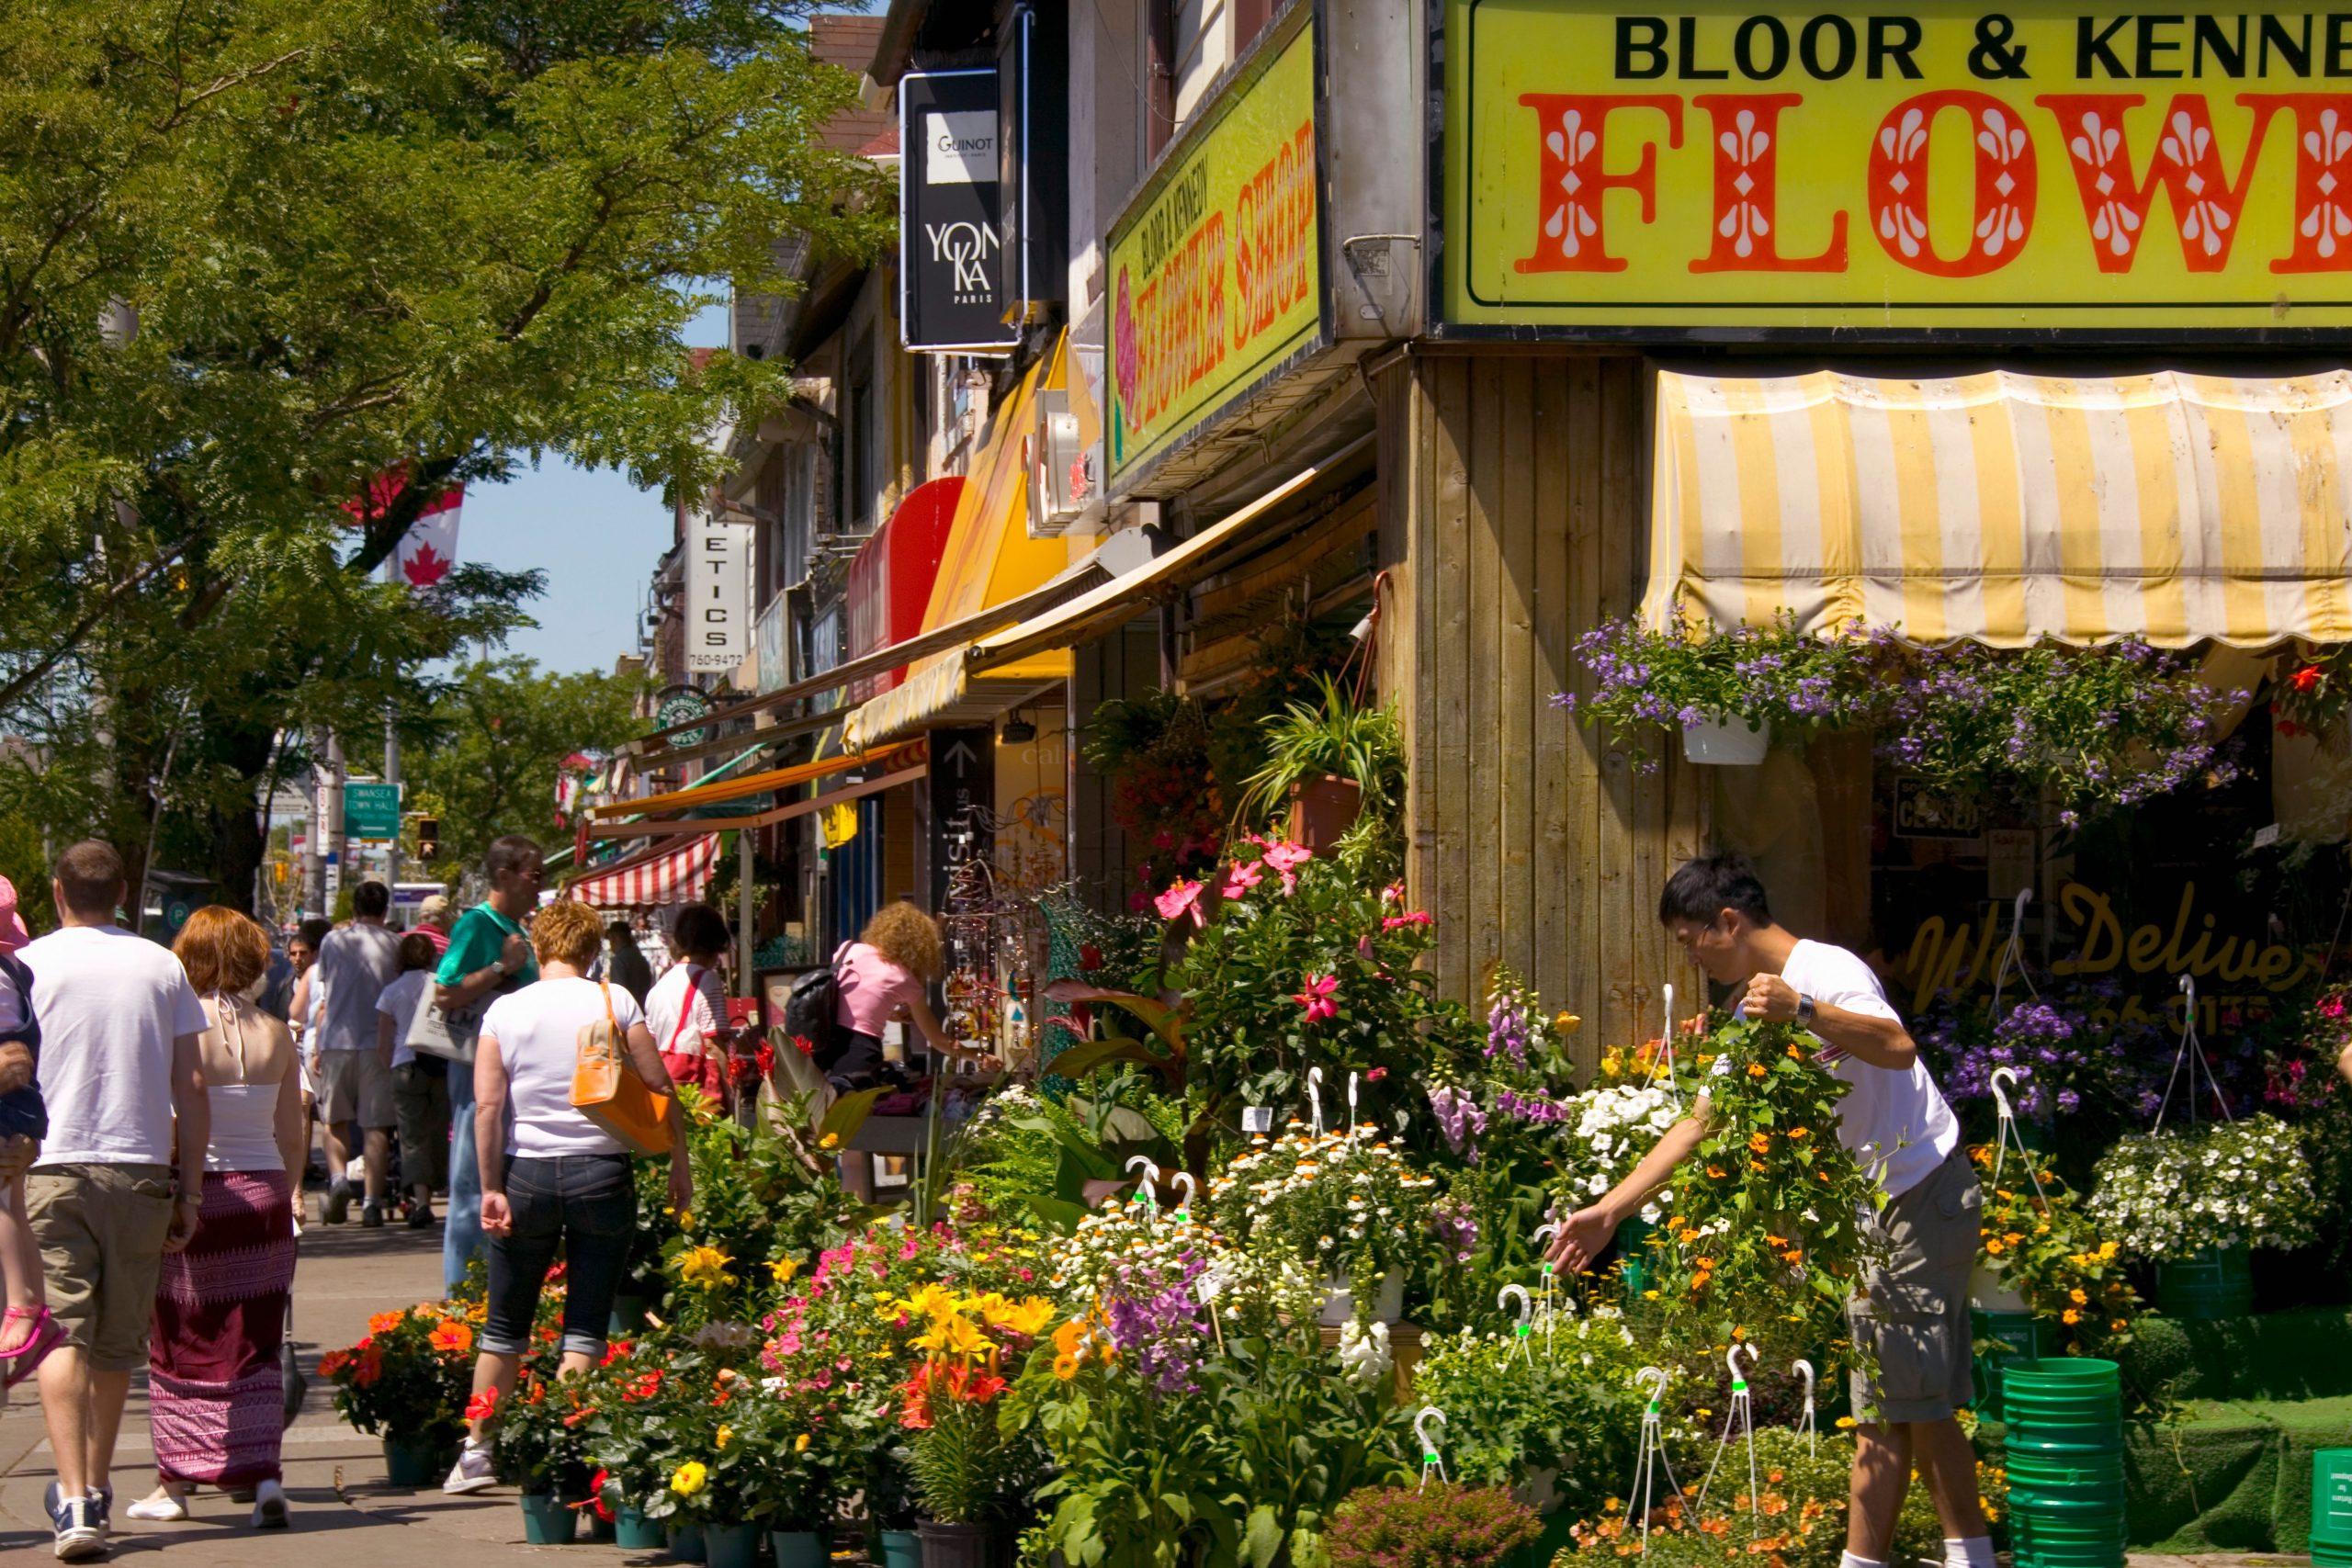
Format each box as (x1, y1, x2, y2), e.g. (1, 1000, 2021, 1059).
(0, 1207, 665, 1563)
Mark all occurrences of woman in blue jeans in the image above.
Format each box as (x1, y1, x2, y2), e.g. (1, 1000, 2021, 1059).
(442, 901, 691, 1495)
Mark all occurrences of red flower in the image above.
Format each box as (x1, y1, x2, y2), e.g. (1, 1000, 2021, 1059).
(465, 1387, 502, 1422)
(601, 1339, 635, 1367)
(2293, 664, 2325, 693)
(791, 1033, 816, 1057)
(755, 1042, 776, 1078)
(582, 1470, 616, 1523)
(1291, 973, 1340, 1023)
(1080, 943, 1104, 971)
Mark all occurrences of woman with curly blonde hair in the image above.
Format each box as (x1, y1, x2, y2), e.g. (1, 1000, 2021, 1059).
(827, 900, 955, 1089)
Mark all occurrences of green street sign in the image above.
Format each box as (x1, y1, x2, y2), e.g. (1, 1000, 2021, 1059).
(344, 781, 403, 840)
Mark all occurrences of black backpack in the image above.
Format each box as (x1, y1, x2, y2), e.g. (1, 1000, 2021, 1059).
(780, 965, 842, 1068)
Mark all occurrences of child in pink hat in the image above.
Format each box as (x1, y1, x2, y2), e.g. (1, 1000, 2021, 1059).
(0, 875, 62, 1393)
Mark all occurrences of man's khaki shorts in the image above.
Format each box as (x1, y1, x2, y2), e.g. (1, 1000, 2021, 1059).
(1848, 1141, 1983, 1424)
(317, 1048, 397, 1129)
(28, 1164, 176, 1372)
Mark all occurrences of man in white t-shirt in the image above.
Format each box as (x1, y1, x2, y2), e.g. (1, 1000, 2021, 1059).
(19, 840, 209, 1562)
(1545, 852, 1985, 1568)
(311, 881, 401, 1227)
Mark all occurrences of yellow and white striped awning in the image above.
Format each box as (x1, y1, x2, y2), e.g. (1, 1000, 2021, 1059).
(1645, 368, 2352, 649)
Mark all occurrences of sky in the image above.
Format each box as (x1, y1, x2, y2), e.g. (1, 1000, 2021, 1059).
(458, 299, 733, 676)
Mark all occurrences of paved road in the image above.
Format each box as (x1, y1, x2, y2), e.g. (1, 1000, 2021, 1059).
(0, 1199, 664, 1563)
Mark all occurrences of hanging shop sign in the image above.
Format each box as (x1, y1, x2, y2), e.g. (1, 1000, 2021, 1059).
(900, 69, 1022, 354)
(928, 727, 996, 915)
(1106, 7, 1324, 487)
(998, 0, 1069, 326)
(685, 508, 752, 674)
(1442, 1, 2352, 336)
(655, 684, 713, 749)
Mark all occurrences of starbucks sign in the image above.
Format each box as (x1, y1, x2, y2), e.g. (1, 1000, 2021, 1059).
(655, 684, 712, 750)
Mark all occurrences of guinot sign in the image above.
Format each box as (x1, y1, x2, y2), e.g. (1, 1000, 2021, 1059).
(1444, 2, 2352, 333)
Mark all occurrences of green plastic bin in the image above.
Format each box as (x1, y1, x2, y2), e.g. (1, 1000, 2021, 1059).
(2154, 1244, 2254, 1320)
(2316, 1448, 2352, 1567)
(1973, 1308, 2047, 1417)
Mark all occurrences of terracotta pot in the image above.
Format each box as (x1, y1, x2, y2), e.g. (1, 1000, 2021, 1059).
(1288, 775, 1362, 851)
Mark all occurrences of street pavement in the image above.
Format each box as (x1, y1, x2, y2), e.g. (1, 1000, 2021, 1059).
(0, 1199, 664, 1564)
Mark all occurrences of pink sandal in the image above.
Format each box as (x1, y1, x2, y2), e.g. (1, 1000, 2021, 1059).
(0, 1306, 62, 1389)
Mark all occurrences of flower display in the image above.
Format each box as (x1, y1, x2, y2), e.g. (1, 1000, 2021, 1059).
(1965, 1145, 2144, 1357)
(1208, 1125, 1440, 1313)
(2089, 1112, 2323, 1259)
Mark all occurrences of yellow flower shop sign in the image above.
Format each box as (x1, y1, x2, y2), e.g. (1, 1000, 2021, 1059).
(1108, 9, 1322, 486)
(1443, 1, 2352, 333)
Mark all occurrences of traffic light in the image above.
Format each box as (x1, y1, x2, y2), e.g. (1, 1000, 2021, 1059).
(416, 817, 441, 863)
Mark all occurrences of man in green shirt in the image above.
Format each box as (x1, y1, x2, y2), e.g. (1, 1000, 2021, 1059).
(433, 835, 543, 1292)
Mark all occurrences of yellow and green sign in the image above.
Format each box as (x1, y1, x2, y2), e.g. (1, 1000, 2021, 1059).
(1445, 1, 2352, 333)
(1109, 13, 1322, 485)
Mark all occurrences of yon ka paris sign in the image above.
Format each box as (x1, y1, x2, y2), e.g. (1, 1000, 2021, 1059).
(1443, 1, 2352, 333)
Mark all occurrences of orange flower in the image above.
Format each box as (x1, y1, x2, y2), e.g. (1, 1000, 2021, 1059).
(1747, 1133, 1771, 1155)
(430, 1320, 474, 1354)
(1747, 1063, 1768, 1078)
(1707, 1165, 1728, 1179)
(368, 1310, 406, 1336)
(1984, 1239, 2005, 1257)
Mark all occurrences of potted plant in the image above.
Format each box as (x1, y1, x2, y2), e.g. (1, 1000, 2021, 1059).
(483, 1371, 601, 1544)
(630, 1361, 774, 1568)
(1235, 677, 1406, 862)
(2089, 1111, 2321, 1319)
(1211, 1124, 1439, 1325)
(905, 1356, 1039, 1568)
(1323, 1483, 1542, 1568)
(318, 1303, 476, 1486)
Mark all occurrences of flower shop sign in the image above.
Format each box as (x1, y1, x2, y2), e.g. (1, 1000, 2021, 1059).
(1106, 6, 1323, 488)
(1902, 878, 2322, 1019)
(1441, 1, 2352, 336)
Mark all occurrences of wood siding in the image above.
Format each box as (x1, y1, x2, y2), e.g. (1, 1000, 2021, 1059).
(1378, 351, 1706, 1068)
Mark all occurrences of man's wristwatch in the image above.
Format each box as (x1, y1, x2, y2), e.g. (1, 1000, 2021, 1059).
(1795, 993, 1818, 1027)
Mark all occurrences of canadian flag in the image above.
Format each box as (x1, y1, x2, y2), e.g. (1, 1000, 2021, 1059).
(387, 487, 463, 590)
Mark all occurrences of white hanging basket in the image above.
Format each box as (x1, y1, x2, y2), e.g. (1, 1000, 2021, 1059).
(1681, 713, 1772, 765)
(1968, 1259, 2030, 1314)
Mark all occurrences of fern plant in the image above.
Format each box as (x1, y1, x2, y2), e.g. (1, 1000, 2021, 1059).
(1235, 676, 1408, 876)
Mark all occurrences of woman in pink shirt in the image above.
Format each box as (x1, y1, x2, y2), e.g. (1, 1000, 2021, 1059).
(828, 902, 954, 1085)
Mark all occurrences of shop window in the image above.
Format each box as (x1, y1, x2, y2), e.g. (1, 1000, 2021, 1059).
(845, 330, 876, 532)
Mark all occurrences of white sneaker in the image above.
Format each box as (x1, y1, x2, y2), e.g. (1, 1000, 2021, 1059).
(251, 1479, 288, 1529)
(126, 1488, 188, 1522)
(441, 1441, 497, 1495)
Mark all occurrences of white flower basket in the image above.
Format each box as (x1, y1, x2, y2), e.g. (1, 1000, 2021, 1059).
(1317, 1268, 1406, 1326)
(1681, 713, 1771, 765)
(1968, 1259, 2030, 1314)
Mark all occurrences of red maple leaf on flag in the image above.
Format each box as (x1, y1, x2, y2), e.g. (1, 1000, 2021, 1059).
(402, 542, 452, 587)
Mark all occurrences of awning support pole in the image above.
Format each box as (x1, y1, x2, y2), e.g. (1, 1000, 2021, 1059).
(738, 829, 755, 998)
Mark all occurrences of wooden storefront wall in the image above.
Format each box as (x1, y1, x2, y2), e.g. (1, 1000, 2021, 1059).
(1377, 350, 1707, 1068)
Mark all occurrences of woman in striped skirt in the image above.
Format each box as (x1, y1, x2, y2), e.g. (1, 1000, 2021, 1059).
(128, 908, 304, 1529)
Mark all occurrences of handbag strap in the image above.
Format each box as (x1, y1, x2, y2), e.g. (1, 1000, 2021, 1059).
(665, 965, 705, 1054)
(595, 980, 621, 1065)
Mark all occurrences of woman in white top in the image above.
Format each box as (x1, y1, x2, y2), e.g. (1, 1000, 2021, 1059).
(442, 901, 692, 1495)
(643, 903, 735, 1111)
(131, 908, 304, 1529)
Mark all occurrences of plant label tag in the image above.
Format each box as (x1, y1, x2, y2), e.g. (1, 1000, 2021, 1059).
(2254, 823, 2281, 848)
(1241, 1105, 1272, 1134)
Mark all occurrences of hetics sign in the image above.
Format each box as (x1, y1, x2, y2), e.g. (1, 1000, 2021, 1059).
(1444, 2, 2352, 333)
(900, 71, 1021, 353)
(1107, 11, 1323, 486)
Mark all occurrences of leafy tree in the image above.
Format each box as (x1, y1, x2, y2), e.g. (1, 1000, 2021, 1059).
(407, 656, 643, 876)
(0, 0, 892, 908)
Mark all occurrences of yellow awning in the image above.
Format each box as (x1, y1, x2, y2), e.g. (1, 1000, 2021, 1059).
(968, 435, 1371, 669)
(1645, 368, 2352, 649)
(585, 743, 922, 819)
(843, 337, 1085, 749)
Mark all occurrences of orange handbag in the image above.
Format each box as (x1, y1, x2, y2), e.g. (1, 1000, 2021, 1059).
(572, 982, 675, 1156)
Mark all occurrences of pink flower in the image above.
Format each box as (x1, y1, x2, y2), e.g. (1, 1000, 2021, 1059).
(1154, 878, 1204, 922)
(1219, 860, 1264, 898)
(1292, 973, 1340, 1023)
(1263, 840, 1311, 873)
(1382, 910, 1432, 931)
(1381, 881, 1406, 904)
(1367, 1066, 1388, 1081)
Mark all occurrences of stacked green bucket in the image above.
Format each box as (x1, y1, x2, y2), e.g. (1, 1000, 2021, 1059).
(2315, 1448, 2352, 1568)
(2002, 1358, 2127, 1568)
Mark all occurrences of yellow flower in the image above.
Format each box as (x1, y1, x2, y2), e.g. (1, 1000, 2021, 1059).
(716, 1425, 733, 1450)
(675, 1246, 737, 1291)
(893, 1283, 958, 1323)
(2098, 1240, 2120, 1260)
(819, 1133, 841, 1150)
(1555, 1011, 1582, 1034)
(671, 1461, 708, 1495)
(2069, 1289, 2089, 1306)
(771, 1258, 801, 1286)
(1835, 1416, 1856, 1429)
(795, 1433, 811, 1454)
(2109, 1319, 2129, 1332)
(985, 1296, 1057, 1337)
(1747, 1063, 1768, 1078)
(913, 1312, 995, 1360)
(2063, 1308, 2082, 1325)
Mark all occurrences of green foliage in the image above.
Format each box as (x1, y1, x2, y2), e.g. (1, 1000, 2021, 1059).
(1234, 678, 1407, 874)
(1409, 1308, 1669, 1518)
(0, 0, 890, 903)
(909, 1380, 1042, 1525)
(411, 656, 642, 878)
(1322, 1484, 1541, 1568)
(1013, 1329, 1414, 1568)
(317, 1303, 477, 1453)
(951, 1079, 1183, 1233)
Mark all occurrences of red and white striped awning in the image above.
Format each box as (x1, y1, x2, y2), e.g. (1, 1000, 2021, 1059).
(567, 834, 720, 909)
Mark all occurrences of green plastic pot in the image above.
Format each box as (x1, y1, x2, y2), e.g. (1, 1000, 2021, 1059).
(879, 1529, 923, 1568)
(1614, 1217, 1654, 1303)
(770, 1529, 829, 1568)
(519, 1492, 580, 1546)
(704, 1522, 763, 1568)
(615, 1506, 668, 1550)
(383, 1438, 450, 1489)
(2154, 1244, 2253, 1321)
(673, 1522, 708, 1562)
